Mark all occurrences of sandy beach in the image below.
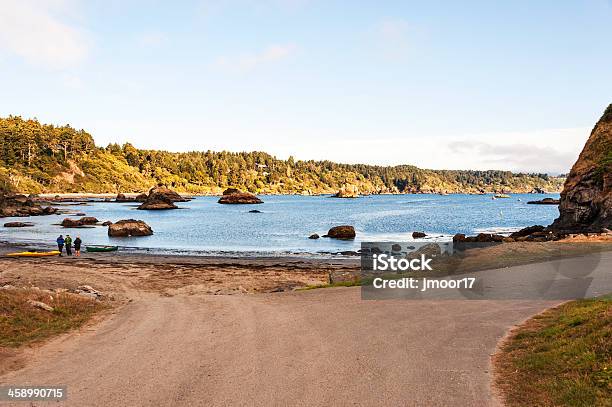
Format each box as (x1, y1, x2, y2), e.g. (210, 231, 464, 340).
(1, 246, 609, 406)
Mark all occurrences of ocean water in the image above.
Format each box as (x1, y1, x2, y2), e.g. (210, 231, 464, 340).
(0, 194, 561, 256)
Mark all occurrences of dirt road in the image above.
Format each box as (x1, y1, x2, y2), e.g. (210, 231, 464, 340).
(1, 252, 610, 406)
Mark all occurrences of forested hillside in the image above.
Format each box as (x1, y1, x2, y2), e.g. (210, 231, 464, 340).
(0, 116, 564, 195)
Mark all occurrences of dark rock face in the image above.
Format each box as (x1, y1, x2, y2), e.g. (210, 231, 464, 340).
(61, 217, 99, 227)
(412, 231, 427, 238)
(0, 193, 58, 217)
(108, 219, 153, 237)
(249, 209, 262, 213)
(550, 104, 612, 232)
(3, 222, 34, 227)
(309, 233, 320, 239)
(527, 198, 560, 205)
(137, 192, 178, 210)
(324, 225, 356, 239)
(101, 221, 113, 226)
(135, 193, 148, 202)
(218, 191, 263, 204)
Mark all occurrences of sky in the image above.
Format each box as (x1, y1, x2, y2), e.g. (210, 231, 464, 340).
(1, 0, 611, 174)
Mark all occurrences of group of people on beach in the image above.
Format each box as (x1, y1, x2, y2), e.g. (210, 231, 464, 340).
(56, 235, 82, 257)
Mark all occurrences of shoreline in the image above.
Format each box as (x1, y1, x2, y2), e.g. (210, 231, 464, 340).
(26, 191, 562, 199)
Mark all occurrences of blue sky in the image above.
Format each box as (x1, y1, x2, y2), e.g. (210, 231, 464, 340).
(1, 0, 611, 173)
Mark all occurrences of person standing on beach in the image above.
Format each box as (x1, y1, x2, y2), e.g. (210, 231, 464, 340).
(65, 235, 73, 256)
(74, 236, 82, 257)
(56, 235, 64, 257)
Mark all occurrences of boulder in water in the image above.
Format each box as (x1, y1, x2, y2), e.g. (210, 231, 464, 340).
(3, 222, 34, 227)
(324, 225, 356, 239)
(61, 216, 99, 227)
(108, 219, 153, 237)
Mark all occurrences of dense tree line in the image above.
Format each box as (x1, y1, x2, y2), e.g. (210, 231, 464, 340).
(0, 116, 564, 194)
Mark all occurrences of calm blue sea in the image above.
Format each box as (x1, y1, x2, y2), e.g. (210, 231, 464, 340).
(0, 194, 561, 256)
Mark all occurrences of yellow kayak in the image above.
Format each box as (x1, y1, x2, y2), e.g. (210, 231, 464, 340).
(7, 251, 60, 257)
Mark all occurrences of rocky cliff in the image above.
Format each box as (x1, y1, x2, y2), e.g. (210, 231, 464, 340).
(550, 104, 612, 232)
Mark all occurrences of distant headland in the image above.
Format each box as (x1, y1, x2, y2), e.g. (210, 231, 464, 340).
(0, 116, 564, 195)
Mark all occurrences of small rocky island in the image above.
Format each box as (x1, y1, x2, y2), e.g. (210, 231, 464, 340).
(527, 198, 560, 205)
(114, 186, 190, 210)
(218, 188, 263, 204)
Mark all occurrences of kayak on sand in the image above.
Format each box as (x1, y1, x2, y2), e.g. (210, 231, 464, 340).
(7, 251, 61, 257)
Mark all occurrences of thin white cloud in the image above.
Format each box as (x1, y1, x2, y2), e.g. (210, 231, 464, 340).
(372, 19, 410, 59)
(214, 43, 296, 72)
(0, 0, 89, 69)
(135, 32, 168, 48)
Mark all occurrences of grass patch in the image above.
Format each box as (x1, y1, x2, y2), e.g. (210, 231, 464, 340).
(495, 295, 612, 407)
(0, 288, 105, 348)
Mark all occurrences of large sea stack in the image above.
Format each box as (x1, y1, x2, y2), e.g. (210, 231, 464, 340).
(147, 186, 189, 202)
(549, 104, 612, 232)
(137, 192, 178, 210)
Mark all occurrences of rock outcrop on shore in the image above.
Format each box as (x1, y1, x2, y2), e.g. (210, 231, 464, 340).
(549, 104, 612, 233)
(218, 190, 263, 204)
(453, 225, 563, 243)
(324, 225, 356, 239)
(333, 185, 359, 198)
(108, 219, 153, 237)
(0, 193, 58, 217)
(453, 233, 505, 243)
